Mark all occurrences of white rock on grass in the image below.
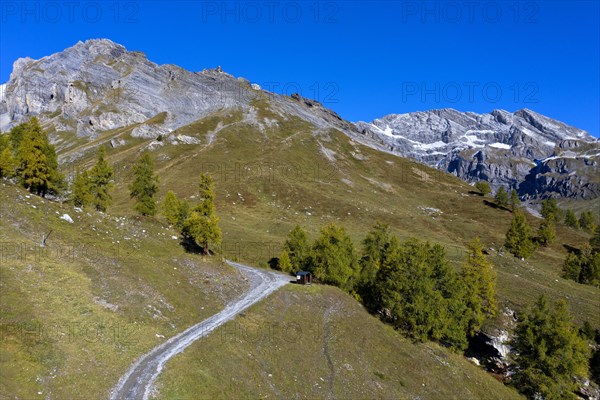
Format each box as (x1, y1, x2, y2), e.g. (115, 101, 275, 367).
(60, 214, 74, 223)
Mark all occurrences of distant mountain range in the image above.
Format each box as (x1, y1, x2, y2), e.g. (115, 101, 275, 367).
(1, 39, 598, 200)
(354, 108, 600, 200)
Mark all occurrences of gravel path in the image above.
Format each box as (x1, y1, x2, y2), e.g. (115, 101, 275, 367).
(109, 260, 289, 400)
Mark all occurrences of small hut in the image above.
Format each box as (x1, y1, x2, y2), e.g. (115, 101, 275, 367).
(296, 271, 312, 285)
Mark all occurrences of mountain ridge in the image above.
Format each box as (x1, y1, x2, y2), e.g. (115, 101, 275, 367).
(1, 38, 598, 201)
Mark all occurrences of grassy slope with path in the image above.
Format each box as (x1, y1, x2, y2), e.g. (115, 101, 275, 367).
(155, 284, 522, 400)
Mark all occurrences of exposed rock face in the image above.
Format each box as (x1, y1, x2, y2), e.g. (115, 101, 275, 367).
(1, 39, 597, 201)
(354, 109, 599, 200)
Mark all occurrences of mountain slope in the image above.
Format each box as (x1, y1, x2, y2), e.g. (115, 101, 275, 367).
(354, 109, 600, 200)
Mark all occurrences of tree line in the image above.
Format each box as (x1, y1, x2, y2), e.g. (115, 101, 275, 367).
(1, 119, 222, 255)
(475, 182, 600, 286)
(277, 222, 497, 350)
(277, 221, 597, 399)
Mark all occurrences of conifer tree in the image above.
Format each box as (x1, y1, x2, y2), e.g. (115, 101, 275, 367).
(590, 225, 600, 253)
(283, 224, 309, 272)
(509, 189, 521, 212)
(71, 169, 92, 208)
(89, 146, 114, 212)
(129, 153, 159, 216)
(537, 214, 557, 247)
(505, 209, 536, 258)
(495, 186, 509, 208)
(375, 238, 468, 350)
(182, 173, 221, 254)
(511, 295, 589, 399)
(565, 209, 580, 229)
(579, 211, 596, 232)
(475, 181, 491, 196)
(461, 238, 497, 335)
(162, 191, 181, 227)
(278, 250, 292, 273)
(541, 198, 561, 221)
(310, 223, 358, 290)
(15, 118, 63, 197)
(0, 146, 16, 178)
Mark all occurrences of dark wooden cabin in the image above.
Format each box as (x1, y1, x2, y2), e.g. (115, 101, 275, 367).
(296, 271, 312, 285)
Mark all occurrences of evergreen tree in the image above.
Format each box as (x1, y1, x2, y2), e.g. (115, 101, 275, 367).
(475, 181, 491, 196)
(8, 122, 26, 151)
(579, 211, 596, 233)
(495, 186, 509, 208)
(88, 146, 114, 212)
(590, 225, 600, 253)
(0, 147, 16, 178)
(375, 237, 468, 350)
(195, 173, 216, 216)
(278, 250, 292, 273)
(283, 224, 309, 272)
(461, 238, 497, 335)
(15, 118, 63, 196)
(71, 169, 92, 208)
(129, 153, 159, 216)
(505, 209, 536, 258)
(310, 223, 358, 291)
(541, 198, 561, 221)
(579, 247, 600, 286)
(357, 222, 392, 309)
(177, 199, 191, 229)
(510, 295, 589, 399)
(182, 173, 221, 254)
(538, 214, 557, 247)
(509, 189, 521, 212)
(565, 209, 579, 229)
(562, 252, 582, 282)
(162, 191, 181, 227)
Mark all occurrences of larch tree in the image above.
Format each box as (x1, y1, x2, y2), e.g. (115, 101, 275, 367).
(182, 173, 222, 254)
(283, 224, 309, 272)
(161, 191, 182, 227)
(88, 146, 114, 212)
(129, 153, 159, 216)
(15, 118, 63, 197)
(510, 295, 589, 399)
(495, 187, 509, 208)
(505, 209, 536, 259)
(461, 238, 497, 335)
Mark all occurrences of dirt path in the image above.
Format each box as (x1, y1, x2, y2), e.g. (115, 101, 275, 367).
(109, 260, 289, 400)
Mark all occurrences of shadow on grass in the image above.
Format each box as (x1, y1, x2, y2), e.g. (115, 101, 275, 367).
(563, 244, 581, 255)
(179, 236, 213, 255)
(483, 200, 511, 212)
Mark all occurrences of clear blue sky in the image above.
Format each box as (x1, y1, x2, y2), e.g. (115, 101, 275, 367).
(1, 1, 598, 136)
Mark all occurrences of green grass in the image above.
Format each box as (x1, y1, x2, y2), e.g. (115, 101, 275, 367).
(0, 183, 247, 399)
(3, 96, 597, 398)
(154, 284, 522, 400)
(60, 100, 599, 330)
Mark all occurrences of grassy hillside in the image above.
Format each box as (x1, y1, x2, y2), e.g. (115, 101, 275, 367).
(154, 284, 522, 400)
(0, 183, 246, 399)
(59, 97, 599, 330)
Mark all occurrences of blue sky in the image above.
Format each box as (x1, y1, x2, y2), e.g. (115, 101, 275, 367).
(1, 1, 598, 136)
